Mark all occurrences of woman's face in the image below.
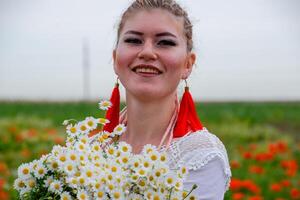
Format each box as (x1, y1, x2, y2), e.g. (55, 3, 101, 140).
(113, 9, 195, 101)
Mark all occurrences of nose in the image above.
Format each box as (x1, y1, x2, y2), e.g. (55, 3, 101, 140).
(137, 40, 157, 61)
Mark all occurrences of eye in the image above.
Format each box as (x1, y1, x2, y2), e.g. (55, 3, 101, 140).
(157, 40, 177, 46)
(124, 38, 142, 44)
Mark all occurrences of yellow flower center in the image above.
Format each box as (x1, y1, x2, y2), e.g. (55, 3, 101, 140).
(151, 155, 157, 161)
(86, 171, 93, 177)
(87, 121, 94, 127)
(38, 168, 44, 174)
(54, 183, 60, 190)
(122, 157, 129, 163)
(22, 168, 29, 175)
(97, 191, 104, 197)
(70, 154, 76, 160)
(70, 127, 77, 133)
(67, 165, 73, 171)
(167, 178, 173, 184)
(113, 192, 121, 198)
(18, 181, 25, 188)
(59, 156, 66, 162)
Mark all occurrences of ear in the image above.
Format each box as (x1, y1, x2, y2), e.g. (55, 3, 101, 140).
(112, 49, 119, 75)
(182, 52, 196, 79)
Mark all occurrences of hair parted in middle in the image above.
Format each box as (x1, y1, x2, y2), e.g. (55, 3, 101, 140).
(116, 0, 194, 52)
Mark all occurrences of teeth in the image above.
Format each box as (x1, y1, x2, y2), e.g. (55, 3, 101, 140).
(135, 67, 160, 74)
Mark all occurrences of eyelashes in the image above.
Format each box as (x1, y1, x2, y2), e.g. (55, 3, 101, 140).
(124, 38, 142, 44)
(157, 40, 176, 46)
(124, 38, 177, 47)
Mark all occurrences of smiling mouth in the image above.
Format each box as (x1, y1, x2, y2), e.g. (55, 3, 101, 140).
(132, 65, 162, 75)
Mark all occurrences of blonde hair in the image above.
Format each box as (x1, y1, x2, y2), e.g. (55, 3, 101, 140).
(117, 0, 193, 51)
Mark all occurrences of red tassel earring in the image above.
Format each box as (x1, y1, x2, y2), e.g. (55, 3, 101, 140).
(173, 79, 203, 138)
(103, 78, 120, 133)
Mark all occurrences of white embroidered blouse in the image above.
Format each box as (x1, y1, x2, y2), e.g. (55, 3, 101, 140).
(162, 128, 231, 200)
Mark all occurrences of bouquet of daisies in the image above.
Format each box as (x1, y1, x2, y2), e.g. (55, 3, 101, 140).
(14, 101, 197, 200)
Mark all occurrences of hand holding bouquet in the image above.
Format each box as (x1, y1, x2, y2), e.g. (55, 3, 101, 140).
(14, 101, 197, 200)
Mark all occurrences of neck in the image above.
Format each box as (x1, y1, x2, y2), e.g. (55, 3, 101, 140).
(120, 92, 176, 153)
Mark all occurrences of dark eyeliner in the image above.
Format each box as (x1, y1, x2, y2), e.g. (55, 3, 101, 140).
(158, 39, 177, 46)
(124, 38, 142, 44)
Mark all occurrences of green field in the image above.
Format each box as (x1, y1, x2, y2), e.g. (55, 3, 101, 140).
(0, 102, 300, 199)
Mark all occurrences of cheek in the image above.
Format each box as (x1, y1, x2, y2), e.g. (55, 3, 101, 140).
(115, 46, 136, 69)
(163, 52, 187, 74)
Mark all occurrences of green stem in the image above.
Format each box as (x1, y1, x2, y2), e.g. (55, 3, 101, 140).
(182, 184, 197, 200)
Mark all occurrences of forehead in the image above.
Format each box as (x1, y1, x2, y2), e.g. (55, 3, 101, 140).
(120, 9, 185, 37)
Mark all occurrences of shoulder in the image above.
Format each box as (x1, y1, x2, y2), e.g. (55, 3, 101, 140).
(166, 128, 232, 188)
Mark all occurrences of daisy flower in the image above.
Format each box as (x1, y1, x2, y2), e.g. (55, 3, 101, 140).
(64, 161, 77, 175)
(57, 151, 68, 165)
(153, 168, 163, 179)
(94, 189, 106, 199)
(77, 121, 90, 134)
(165, 173, 177, 188)
(66, 177, 78, 188)
(77, 189, 90, 200)
(44, 176, 54, 187)
(150, 192, 165, 200)
(108, 163, 121, 174)
(137, 168, 147, 177)
(130, 155, 142, 170)
(85, 116, 98, 130)
(25, 178, 36, 189)
(98, 100, 112, 110)
(66, 124, 79, 136)
(142, 144, 157, 155)
(137, 178, 147, 190)
(67, 150, 79, 162)
(111, 189, 124, 199)
(174, 180, 184, 190)
(60, 191, 72, 200)
(147, 151, 160, 163)
(76, 142, 89, 152)
(49, 180, 63, 194)
(82, 166, 95, 180)
(77, 175, 88, 187)
(177, 166, 188, 179)
(13, 178, 26, 191)
(79, 135, 89, 144)
(119, 154, 130, 166)
(113, 124, 126, 136)
(51, 145, 65, 156)
(106, 145, 117, 157)
(118, 142, 132, 154)
(159, 152, 168, 163)
(17, 163, 32, 179)
(97, 118, 110, 125)
(66, 136, 75, 147)
(141, 158, 153, 170)
(92, 145, 102, 154)
(47, 159, 59, 171)
(91, 179, 104, 191)
(106, 182, 116, 192)
(33, 161, 48, 179)
(130, 174, 139, 182)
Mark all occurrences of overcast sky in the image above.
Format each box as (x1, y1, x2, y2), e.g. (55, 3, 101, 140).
(0, 0, 299, 101)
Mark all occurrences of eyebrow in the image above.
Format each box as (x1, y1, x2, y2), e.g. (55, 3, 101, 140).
(124, 30, 177, 38)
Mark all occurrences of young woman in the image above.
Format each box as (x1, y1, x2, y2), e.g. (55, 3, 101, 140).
(106, 0, 231, 198)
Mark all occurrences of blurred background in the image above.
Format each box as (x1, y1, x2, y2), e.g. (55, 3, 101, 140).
(0, 0, 299, 199)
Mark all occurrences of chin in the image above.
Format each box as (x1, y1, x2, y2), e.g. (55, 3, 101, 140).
(128, 86, 175, 102)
